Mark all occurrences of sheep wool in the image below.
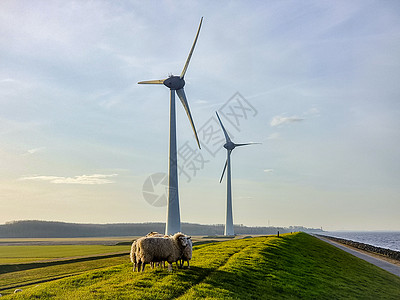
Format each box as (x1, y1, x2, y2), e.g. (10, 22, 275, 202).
(146, 232, 168, 238)
(130, 240, 138, 271)
(135, 232, 189, 272)
(181, 237, 193, 268)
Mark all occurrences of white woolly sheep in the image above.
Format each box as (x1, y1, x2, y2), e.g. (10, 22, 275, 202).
(145, 232, 169, 268)
(146, 231, 167, 237)
(130, 240, 138, 271)
(14, 289, 22, 293)
(135, 232, 189, 272)
(130, 233, 166, 271)
(180, 237, 192, 268)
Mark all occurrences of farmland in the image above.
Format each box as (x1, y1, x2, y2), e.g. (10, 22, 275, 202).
(1, 233, 400, 299)
(0, 245, 130, 264)
(0, 240, 132, 295)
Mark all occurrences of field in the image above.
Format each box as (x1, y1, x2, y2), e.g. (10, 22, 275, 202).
(1, 233, 400, 299)
(0, 245, 131, 264)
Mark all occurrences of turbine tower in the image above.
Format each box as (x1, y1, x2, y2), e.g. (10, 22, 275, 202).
(216, 112, 259, 236)
(138, 18, 203, 235)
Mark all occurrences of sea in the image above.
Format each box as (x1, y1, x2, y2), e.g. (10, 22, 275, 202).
(323, 231, 400, 252)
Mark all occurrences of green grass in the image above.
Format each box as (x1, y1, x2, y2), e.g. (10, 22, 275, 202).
(0, 256, 129, 294)
(2, 233, 400, 299)
(0, 245, 130, 264)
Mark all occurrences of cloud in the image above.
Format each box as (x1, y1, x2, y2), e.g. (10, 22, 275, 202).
(0, 78, 17, 83)
(264, 169, 274, 173)
(19, 174, 118, 185)
(267, 133, 280, 140)
(303, 107, 320, 116)
(306, 107, 319, 114)
(236, 196, 253, 200)
(195, 100, 209, 105)
(23, 147, 46, 155)
(270, 115, 304, 127)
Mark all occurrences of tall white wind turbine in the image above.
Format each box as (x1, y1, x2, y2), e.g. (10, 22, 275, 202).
(138, 18, 203, 235)
(216, 112, 260, 236)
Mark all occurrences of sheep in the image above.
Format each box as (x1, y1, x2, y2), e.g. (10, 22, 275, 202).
(130, 240, 138, 271)
(130, 233, 168, 271)
(135, 232, 189, 272)
(14, 289, 22, 293)
(146, 231, 166, 237)
(180, 236, 193, 268)
(145, 232, 169, 268)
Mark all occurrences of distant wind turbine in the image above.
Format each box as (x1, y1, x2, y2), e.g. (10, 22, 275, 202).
(216, 112, 260, 236)
(138, 17, 203, 235)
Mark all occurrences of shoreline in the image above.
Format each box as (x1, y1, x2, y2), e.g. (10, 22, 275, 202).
(316, 234, 400, 267)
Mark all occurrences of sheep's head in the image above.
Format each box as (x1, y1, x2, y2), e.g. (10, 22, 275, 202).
(174, 232, 190, 247)
(178, 236, 189, 247)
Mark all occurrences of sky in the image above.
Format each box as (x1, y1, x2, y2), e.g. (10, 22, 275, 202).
(1, 1, 399, 231)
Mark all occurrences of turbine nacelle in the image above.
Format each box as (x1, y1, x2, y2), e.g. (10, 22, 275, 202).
(137, 17, 203, 150)
(216, 111, 261, 184)
(138, 17, 203, 235)
(224, 141, 235, 151)
(215, 110, 261, 236)
(163, 76, 185, 90)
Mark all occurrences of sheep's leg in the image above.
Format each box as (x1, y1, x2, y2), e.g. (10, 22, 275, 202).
(168, 262, 173, 272)
(150, 262, 154, 269)
(137, 261, 141, 272)
(141, 262, 146, 272)
(133, 262, 136, 272)
(187, 260, 190, 269)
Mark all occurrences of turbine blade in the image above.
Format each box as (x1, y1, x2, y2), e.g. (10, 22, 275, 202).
(176, 88, 201, 149)
(138, 79, 166, 84)
(234, 142, 261, 147)
(219, 158, 228, 183)
(180, 17, 203, 79)
(215, 112, 232, 143)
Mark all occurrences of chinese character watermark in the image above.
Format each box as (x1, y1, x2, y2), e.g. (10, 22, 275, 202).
(142, 172, 168, 207)
(142, 92, 257, 207)
(218, 92, 258, 131)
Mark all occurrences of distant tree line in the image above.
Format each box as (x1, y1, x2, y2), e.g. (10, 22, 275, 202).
(0, 220, 322, 238)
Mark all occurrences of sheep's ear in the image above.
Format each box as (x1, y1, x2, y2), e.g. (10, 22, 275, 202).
(187, 236, 191, 239)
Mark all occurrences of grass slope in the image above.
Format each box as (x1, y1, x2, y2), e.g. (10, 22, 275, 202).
(3, 233, 400, 299)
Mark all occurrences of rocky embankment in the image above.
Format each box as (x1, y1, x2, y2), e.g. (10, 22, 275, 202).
(317, 234, 400, 261)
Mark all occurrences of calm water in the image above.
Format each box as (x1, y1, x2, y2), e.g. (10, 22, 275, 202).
(324, 231, 400, 252)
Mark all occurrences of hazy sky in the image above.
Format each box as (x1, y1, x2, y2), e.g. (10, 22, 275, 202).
(1, 1, 399, 230)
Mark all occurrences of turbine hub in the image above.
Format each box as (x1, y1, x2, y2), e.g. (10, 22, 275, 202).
(224, 141, 235, 151)
(163, 76, 185, 90)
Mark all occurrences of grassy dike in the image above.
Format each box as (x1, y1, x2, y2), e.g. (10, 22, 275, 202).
(3, 232, 400, 299)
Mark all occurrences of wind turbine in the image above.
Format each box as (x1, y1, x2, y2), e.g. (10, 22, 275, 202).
(216, 112, 260, 236)
(138, 18, 203, 235)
